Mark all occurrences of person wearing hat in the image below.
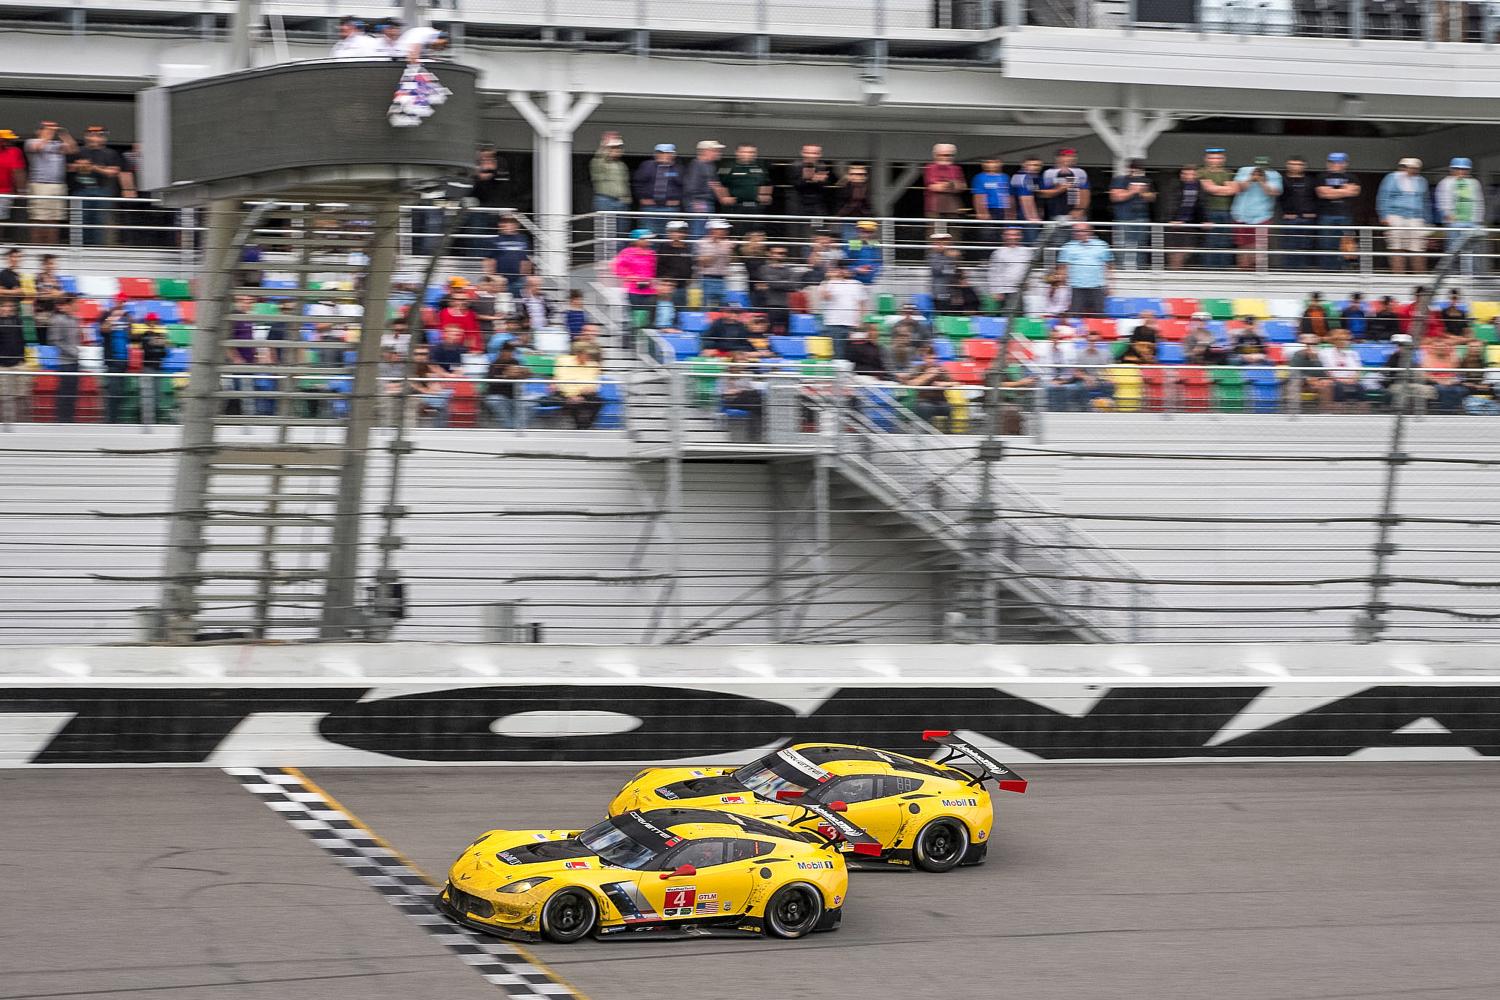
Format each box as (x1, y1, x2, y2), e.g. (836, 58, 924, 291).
(395, 23, 449, 63)
(927, 231, 961, 312)
(1230, 155, 1281, 272)
(590, 131, 630, 240)
(330, 15, 382, 57)
(1436, 157, 1484, 278)
(682, 140, 727, 238)
(613, 229, 658, 321)
(374, 17, 404, 57)
(1377, 157, 1431, 274)
(1197, 148, 1237, 268)
(1040, 147, 1089, 222)
(845, 220, 884, 286)
(0, 128, 24, 225)
(1314, 153, 1361, 271)
(655, 220, 695, 306)
(24, 121, 74, 245)
(632, 143, 681, 235)
(695, 219, 736, 309)
(70, 125, 125, 247)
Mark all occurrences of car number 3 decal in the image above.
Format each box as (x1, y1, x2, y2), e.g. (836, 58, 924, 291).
(663, 886, 697, 917)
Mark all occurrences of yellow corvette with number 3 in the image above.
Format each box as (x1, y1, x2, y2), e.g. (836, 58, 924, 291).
(607, 732, 1028, 872)
(438, 804, 880, 943)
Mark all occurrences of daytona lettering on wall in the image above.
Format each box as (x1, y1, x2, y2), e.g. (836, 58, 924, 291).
(0, 684, 1497, 765)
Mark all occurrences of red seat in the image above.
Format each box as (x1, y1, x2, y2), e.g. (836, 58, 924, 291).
(963, 338, 998, 362)
(448, 380, 478, 428)
(128, 344, 144, 372)
(178, 301, 196, 324)
(117, 277, 156, 299)
(1085, 318, 1117, 339)
(1176, 367, 1212, 412)
(1140, 366, 1170, 412)
(1157, 319, 1188, 341)
(787, 290, 810, 314)
(75, 299, 102, 323)
(1164, 297, 1199, 319)
(1266, 344, 1285, 363)
(943, 360, 985, 385)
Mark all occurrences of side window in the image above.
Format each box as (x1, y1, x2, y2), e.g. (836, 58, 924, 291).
(883, 775, 923, 796)
(724, 839, 773, 863)
(662, 839, 727, 870)
(813, 775, 879, 804)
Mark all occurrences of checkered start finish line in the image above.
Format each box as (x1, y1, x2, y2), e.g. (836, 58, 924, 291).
(226, 767, 581, 999)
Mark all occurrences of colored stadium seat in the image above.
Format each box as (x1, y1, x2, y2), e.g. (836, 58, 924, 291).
(972, 316, 1006, 339)
(789, 313, 821, 336)
(596, 380, 625, 429)
(1488, 345, 1500, 366)
(1176, 367, 1213, 412)
(77, 275, 119, 300)
(661, 333, 699, 359)
(1106, 367, 1143, 412)
(1157, 319, 1188, 341)
(1475, 323, 1497, 344)
(167, 324, 193, 348)
(943, 361, 985, 385)
(680, 311, 708, 333)
(876, 293, 898, 315)
(910, 293, 934, 314)
(1263, 320, 1297, 343)
(1210, 367, 1246, 412)
(936, 315, 972, 338)
(1104, 296, 1133, 318)
(155, 278, 193, 300)
(74, 299, 102, 323)
(963, 338, 998, 363)
(1164, 297, 1199, 319)
(1267, 298, 1304, 322)
(162, 348, 190, 374)
(1156, 343, 1185, 364)
(1201, 298, 1235, 320)
(1140, 366, 1171, 412)
(522, 354, 556, 377)
(1085, 318, 1117, 339)
(931, 338, 956, 361)
(723, 290, 750, 308)
(1357, 343, 1393, 365)
(1241, 367, 1283, 413)
(770, 336, 808, 359)
(686, 358, 725, 406)
(806, 335, 834, 359)
(1012, 317, 1049, 340)
(117, 277, 157, 299)
(1472, 301, 1500, 324)
(1232, 298, 1271, 320)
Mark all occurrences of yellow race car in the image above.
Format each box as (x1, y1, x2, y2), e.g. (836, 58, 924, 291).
(607, 731, 1027, 873)
(438, 804, 878, 943)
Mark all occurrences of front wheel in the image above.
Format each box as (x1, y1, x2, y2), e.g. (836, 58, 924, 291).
(540, 888, 597, 943)
(764, 882, 824, 939)
(913, 818, 969, 873)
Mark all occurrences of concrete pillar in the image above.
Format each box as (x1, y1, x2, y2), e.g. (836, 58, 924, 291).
(508, 89, 602, 285)
(1086, 91, 1174, 175)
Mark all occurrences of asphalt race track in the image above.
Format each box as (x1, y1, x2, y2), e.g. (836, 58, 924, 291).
(4, 764, 1499, 1000)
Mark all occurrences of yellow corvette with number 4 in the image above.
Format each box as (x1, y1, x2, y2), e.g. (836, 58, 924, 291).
(607, 731, 1028, 872)
(438, 804, 879, 943)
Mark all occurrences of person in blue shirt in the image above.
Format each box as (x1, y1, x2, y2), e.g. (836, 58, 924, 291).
(1010, 156, 1044, 243)
(563, 289, 587, 337)
(1376, 157, 1431, 275)
(1056, 222, 1114, 317)
(971, 157, 1012, 247)
(1108, 158, 1157, 271)
(483, 215, 532, 298)
(1230, 156, 1283, 271)
(845, 219, 884, 285)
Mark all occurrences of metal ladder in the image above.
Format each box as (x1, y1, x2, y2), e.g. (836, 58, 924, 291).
(159, 198, 400, 641)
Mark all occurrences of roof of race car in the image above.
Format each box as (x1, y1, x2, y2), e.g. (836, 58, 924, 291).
(783, 743, 961, 782)
(631, 808, 815, 845)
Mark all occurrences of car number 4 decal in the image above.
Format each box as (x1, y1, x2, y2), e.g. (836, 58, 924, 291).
(663, 886, 697, 917)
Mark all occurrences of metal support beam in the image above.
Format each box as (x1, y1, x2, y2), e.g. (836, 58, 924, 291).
(1086, 89, 1174, 174)
(229, 0, 257, 69)
(875, 161, 921, 217)
(509, 89, 603, 285)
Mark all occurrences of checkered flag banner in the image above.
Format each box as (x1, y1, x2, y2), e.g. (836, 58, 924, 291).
(389, 63, 452, 128)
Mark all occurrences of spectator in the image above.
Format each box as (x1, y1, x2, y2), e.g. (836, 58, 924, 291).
(1183, 311, 1225, 365)
(96, 301, 133, 422)
(49, 295, 81, 423)
(1340, 292, 1369, 339)
(844, 323, 889, 377)
(373, 17, 404, 57)
(1010, 155, 1044, 238)
(947, 270, 981, 315)
(1457, 332, 1492, 408)
(816, 266, 866, 358)
(1377, 157, 1431, 274)
(1440, 290, 1468, 337)
(891, 302, 932, 344)
(24, 121, 74, 245)
(720, 356, 767, 439)
(655, 221, 695, 304)
(1029, 268, 1071, 317)
(1315, 152, 1361, 270)
(0, 129, 25, 226)
(612, 229, 658, 316)
(430, 324, 467, 373)
(845, 220, 883, 285)
(1369, 295, 1401, 340)
(1034, 321, 1083, 410)
(652, 280, 679, 331)
(394, 24, 449, 63)
(1278, 155, 1319, 270)
(437, 288, 483, 351)
(408, 344, 452, 427)
(1198, 147, 1237, 267)
(1299, 293, 1329, 341)
(1436, 157, 1484, 276)
(924, 143, 968, 229)
(0, 298, 22, 423)
(1117, 338, 1155, 365)
(589, 132, 631, 233)
(803, 229, 844, 286)
(928, 231, 961, 311)
(754, 245, 797, 334)
(632, 144, 682, 233)
(483, 342, 531, 428)
(1231, 155, 1282, 271)
(834, 164, 874, 235)
(1423, 331, 1468, 413)
(987, 227, 1034, 313)
(1040, 147, 1090, 222)
(972, 156, 1013, 245)
(330, 15, 382, 57)
(71, 125, 124, 247)
(901, 343, 958, 428)
(682, 140, 726, 238)
(1319, 328, 1366, 409)
(463, 146, 511, 258)
(1396, 286, 1439, 335)
(1164, 164, 1205, 270)
(719, 144, 772, 217)
(563, 288, 587, 338)
(553, 344, 605, 428)
(484, 215, 533, 298)
(695, 219, 735, 308)
(703, 303, 752, 353)
(1056, 223, 1113, 317)
(1285, 331, 1333, 410)
(737, 229, 771, 287)
(1109, 158, 1157, 269)
(887, 325, 917, 372)
(472, 276, 502, 341)
(1229, 317, 1270, 365)
(1131, 310, 1160, 346)
(0, 248, 23, 305)
(32, 254, 63, 326)
(516, 275, 553, 333)
(137, 312, 169, 418)
(789, 144, 832, 241)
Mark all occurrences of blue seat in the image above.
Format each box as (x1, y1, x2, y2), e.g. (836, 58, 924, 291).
(662, 333, 700, 360)
(1242, 367, 1282, 413)
(1137, 298, 1166, 316)
(162, 348, 190, 374)
(789, 313, 820, 336)
(596, 379, 624, 429)
(1105, 296, 1134, 318)
(523, 379, 562, 415)
(1357, 343, 1393, 365)
(1156, 342, 1185, 363)
(150, 301, 181, 323)
(972, 316, 1006, 339)
(36, 345, 59, 370)
(770, 335, 808, 359)
(859, 386, 903, 432)
(723, 289, 751, 308)
(59, 276, 79, 295)
(910, 293, 934, 314)
(932, 338, 956, 361)
(1263, 321, 1297, 343)
(263, 278, 299, 292)
(680, 311, 708, 333)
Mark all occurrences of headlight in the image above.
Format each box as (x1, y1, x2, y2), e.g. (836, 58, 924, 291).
(499, 876, 552, 894)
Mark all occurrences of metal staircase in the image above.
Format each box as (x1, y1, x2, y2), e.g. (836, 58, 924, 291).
(158, 199, 400, 641)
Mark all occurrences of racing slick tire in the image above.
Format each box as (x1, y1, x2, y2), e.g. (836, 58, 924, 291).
(913, 818, 969, 873)
(764, 882, 824, 939)
(540, 888, 597, 943)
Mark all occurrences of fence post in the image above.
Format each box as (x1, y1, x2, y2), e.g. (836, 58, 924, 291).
(1359, 227, 1374, 282)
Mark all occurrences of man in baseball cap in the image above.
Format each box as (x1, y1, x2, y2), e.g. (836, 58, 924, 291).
(1378, 156, 1430, 274)
(683, 140, 726, 237)
(1437, 156, 1484, 276)
(1315, 152, 1360, 271)
(635, 143, 682, 234)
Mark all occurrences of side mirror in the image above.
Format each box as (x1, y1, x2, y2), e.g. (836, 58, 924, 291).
(827, 801, 848, 813)
(659, 863, 697, 880)
(775, 789, 805, 802)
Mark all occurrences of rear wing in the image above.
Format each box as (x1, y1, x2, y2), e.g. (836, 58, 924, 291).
(923, 730, 1028, 794)
(787, 799, 883, 857)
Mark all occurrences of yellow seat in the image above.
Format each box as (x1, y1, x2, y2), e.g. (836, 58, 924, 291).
(686, 286, 703, 309)
(1472, 301, 1500, 324)
(1486, 344, 1500, 366)
(1232, 298, 1272, 320)
(1107, 366, 1144, 412)
(943, 388, 971, 433)
(806, 335, 834, 359)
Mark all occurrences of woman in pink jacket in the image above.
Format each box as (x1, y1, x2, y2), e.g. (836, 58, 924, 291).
(613, 229, 658, 319)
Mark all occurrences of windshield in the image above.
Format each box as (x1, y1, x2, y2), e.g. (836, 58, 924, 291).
(577, 819, 661, 870)
(731, 749, 826, 799)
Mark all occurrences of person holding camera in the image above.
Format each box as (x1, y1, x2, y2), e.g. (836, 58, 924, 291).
(1108, 158, 1156, 270)
(1231, 155, 1283, 271)
(1040, 148, 1091, 222)
(71, 125, 125, 247)
(24, 121, 75, 245)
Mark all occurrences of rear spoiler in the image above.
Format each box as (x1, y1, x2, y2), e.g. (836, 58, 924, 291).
(923, 730, 1028, 794)
(783, 799, 883, 857)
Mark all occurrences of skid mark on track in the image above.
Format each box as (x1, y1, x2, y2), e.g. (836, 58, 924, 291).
(226, 766, 588, 1000)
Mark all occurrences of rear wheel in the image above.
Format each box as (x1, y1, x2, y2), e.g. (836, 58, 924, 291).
(913, 818, 969, 873)
(540, 888, 597, 943)
(764, 882, 823, 939)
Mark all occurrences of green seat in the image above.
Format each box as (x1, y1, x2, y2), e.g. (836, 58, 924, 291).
(876, 293, 898, 315)
(936, 315, 973, 339)
(1475, 323, 1497, 344)
(687, 357, 727, 406)
(167, 324, 193, 348)
(155, 278, 192, 300)
(979, 293, 999, 313)
(1201, 298, 1235, 321)
(1211, 367, 1246, 412)
(523, 353, 556, 377)
(1012, 316, 1048, 340)
(632, 309, 651, 329)
(251, 301, 281, 316)
(800, 359, 836, 377)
